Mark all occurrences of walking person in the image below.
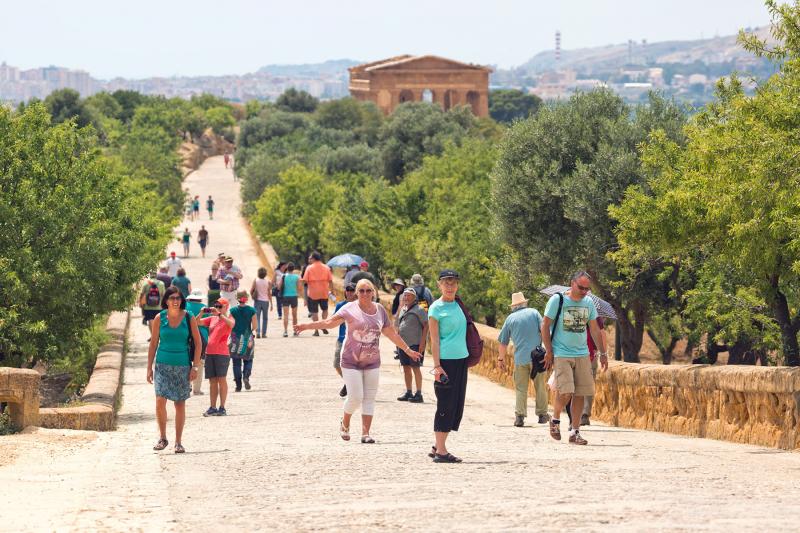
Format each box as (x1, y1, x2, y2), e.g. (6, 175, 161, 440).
(224, 151, 230, 169)
(199, 297, 234, 416)
(206, 195, 215, 220)
(251, 267, 272, 338)
(429, 269, 469, 463)
(294, 279, 422, 443)
(139, 272, 165, 328)
(542, 271, 608, 445)
(281, 262, 300, 337)
(390, 278, 406, 317)
(333, 283, 357, 397)
(273, 262, 286, 320)
(157, 266, 173, 289)
(217, 256, 243, 306)
(185, 290, 209, 396)
(497, 292, 550, 427)
(181, 228, 191, 257)
(302, 251, 334, 336)
(197, 225, 209, 258)
(396, 288, 428, 403)
(564, 317, 607, 427)
(146, 286, 202, 453)
(171, 268, 192, 299)
(229, 290, 257, 392)
(192, 195, 200, 220)
(166, 251, 182, 278)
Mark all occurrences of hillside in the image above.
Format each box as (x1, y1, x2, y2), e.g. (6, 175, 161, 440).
(517, 26, 775, 75)
(257, 59, 360, 78)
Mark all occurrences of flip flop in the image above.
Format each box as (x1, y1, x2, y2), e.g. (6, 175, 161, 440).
(361, 435, 375, 444)
(174, 443, 186, 454)
(153, 438, 168, 451)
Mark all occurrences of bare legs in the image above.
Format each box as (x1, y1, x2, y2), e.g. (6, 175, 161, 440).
(156, 396, 186, 444)
(403, 366, 423, 392)
(209, 377, 227, 408)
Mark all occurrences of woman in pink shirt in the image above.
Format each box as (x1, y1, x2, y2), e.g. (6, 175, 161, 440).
(295, 279, 422, 443)
(199, 298, 234, 417)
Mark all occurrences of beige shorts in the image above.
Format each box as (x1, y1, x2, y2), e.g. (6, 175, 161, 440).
(553, 356, 594, 396)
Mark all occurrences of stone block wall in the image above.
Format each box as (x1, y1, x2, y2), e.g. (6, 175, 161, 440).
(0, 368, 40, 429)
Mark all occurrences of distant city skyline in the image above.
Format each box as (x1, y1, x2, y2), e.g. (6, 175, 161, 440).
(1, 0, 772, 79)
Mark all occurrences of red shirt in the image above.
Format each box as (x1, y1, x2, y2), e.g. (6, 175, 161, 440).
(201, 315, 232, 356)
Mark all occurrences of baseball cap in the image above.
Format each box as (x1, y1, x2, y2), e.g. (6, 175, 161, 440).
(216, 297, 229, 307)
(345, 283, 356, 292)
(438, 269, 460, 280)
(359, 260, 369, 268)
(170, 251, 176, 256)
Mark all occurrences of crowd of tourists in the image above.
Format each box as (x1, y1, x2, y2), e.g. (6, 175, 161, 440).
(141, 195, 608, 459)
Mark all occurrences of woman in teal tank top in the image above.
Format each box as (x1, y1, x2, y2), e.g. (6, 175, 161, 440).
(147, 286, 202, 454)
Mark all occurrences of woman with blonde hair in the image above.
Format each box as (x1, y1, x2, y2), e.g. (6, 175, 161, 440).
(294, 279, 422, 443)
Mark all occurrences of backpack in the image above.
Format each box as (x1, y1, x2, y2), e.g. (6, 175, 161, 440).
(455, 296, 484, 368)
(145, 283, 161, 307)
(414, 286, 430, 311)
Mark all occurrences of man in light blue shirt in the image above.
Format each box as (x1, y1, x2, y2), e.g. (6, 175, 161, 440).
(497, 292, 549, 427)
(542, 271, 608, 445)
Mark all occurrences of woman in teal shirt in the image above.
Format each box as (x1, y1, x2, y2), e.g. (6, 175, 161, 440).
(281, 262, 301, 337)
(147, 286, 202, 454)
(428, 269, 469, 463)
(171, 268, 192, 298)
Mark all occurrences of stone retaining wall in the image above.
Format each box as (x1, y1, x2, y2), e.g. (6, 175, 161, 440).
(38, 311, 130, 431)
(0, 368, 40, 429)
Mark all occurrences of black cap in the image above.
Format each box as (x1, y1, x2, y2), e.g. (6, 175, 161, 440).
(344, 283, 356, 291)
(438, 269, 460, 280)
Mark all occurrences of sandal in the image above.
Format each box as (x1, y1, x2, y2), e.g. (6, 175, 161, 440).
(361, 435, 375, 444)
(340, 419, 350, 441)
(174, 443, 186, 454)
(433, 452, 462, 463)
(428, 445, 437, 458)
(153, 438, 168, 451)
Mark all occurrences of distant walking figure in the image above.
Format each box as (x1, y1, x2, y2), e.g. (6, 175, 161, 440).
(198, 226, 209, 258)
(224, 152, 230, 169)
(251, 267, 272, 338)
(206, 195, 215, 220)
(181, 228, 191, 257)
(192, 195, 200, 220)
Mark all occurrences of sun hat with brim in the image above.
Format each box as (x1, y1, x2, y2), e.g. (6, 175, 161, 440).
(402, 288, 418, 298)
(438, 269, 460, 280)
(509, 292, 528, 307)
(187, 289, 205, 301)
(391, 278, 405, 287)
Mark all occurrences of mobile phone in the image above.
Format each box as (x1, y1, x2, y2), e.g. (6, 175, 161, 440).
(201, 307, 212, 313)
(439, 374, 449, 385)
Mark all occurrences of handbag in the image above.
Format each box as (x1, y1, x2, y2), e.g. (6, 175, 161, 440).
(531, 293, 562, 379)
(455, 296, 484, 368)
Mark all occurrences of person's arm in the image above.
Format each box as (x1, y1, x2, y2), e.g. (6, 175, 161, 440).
(251, 280, 258, 299)
(295, 314, 345, 333)
(146, 314, 161, 384)
(419, 320, 429, 354)
(589, 319, 608, 371)
(498, 342, 508, 372)
(428, 317, 447, 382)
(541, 317, 554, 370)
(234, 269, 243, 280)
(382, 325, 421, 361)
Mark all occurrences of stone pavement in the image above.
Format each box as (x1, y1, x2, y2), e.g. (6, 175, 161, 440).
(2, 156, 800, 532)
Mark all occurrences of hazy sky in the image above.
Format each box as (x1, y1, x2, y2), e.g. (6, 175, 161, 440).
(0, 0, 773, 78)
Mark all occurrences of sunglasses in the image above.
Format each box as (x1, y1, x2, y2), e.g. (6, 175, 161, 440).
(167, 295, 182, 301)
(213, 304, 224, 308)
(358, 288, 373, 294)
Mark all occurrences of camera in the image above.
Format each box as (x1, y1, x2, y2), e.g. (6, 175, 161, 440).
(201, 307, 213, 313)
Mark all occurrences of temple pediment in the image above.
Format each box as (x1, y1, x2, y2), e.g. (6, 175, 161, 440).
(351, 55, 492, 73)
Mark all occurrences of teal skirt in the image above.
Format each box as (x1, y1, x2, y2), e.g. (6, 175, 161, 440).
(154, 363, 190, 402)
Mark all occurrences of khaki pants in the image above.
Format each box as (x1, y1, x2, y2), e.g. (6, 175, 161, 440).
(513, 364, 549, 417)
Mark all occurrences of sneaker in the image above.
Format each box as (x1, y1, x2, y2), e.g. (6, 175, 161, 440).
(580, 414, 590, 426)
(409, 391, 424, 403)
(514, 415, 525, 427)
(203, 407, 218, 417)
(397, 390, 413, 401)
(322, 329, 329, 335)
(537, 414, 551, 424)
(569, 431, 587, 445)
(244, 378, 251, 390)
(339, 385, 347, 397)
(235, 386, 242, 392)
(256, 333, 261, 339)
(216, 407, 227, 416)
(283, 331, 288, 337)
(293, 331, 299, 337)
(549, 419, 562, 441)
(313, 331, 320, 337)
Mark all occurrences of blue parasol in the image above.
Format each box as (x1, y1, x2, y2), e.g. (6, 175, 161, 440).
(326, 253, 364, 268)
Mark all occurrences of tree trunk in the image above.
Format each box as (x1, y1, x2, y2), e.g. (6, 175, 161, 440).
(614, 304, 644, 363)
(645, 329, 680, 365)
(614, 326, 622, 361)
(768, 283, 800, 366)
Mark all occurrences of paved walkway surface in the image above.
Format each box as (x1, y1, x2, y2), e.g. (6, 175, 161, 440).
(2, 156, 800, 532)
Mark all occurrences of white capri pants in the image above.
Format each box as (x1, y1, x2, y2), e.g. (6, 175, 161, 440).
(342, 368, 380, 416)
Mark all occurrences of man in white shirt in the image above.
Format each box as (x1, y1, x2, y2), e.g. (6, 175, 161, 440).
(166, 251, 182, 278)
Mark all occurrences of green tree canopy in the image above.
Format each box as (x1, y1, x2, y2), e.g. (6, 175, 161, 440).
(276, 88, 319, 113)
(44, 88, 97, 129)
(489, 89, 542, 123)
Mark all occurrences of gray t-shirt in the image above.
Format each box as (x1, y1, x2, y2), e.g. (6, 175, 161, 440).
(396, 304, 428, 346)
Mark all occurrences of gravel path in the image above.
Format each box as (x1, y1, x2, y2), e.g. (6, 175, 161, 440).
(2, 156, 799, 532)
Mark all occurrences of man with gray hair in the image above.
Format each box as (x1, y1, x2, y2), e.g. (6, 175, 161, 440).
(395, 288, 428, 403)
(497, 292, 550, 426)
(409, 273, 433, 311)
(542, 271, 608, 445)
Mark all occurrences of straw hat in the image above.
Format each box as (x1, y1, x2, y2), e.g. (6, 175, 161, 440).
(509, 292, 528, 307)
